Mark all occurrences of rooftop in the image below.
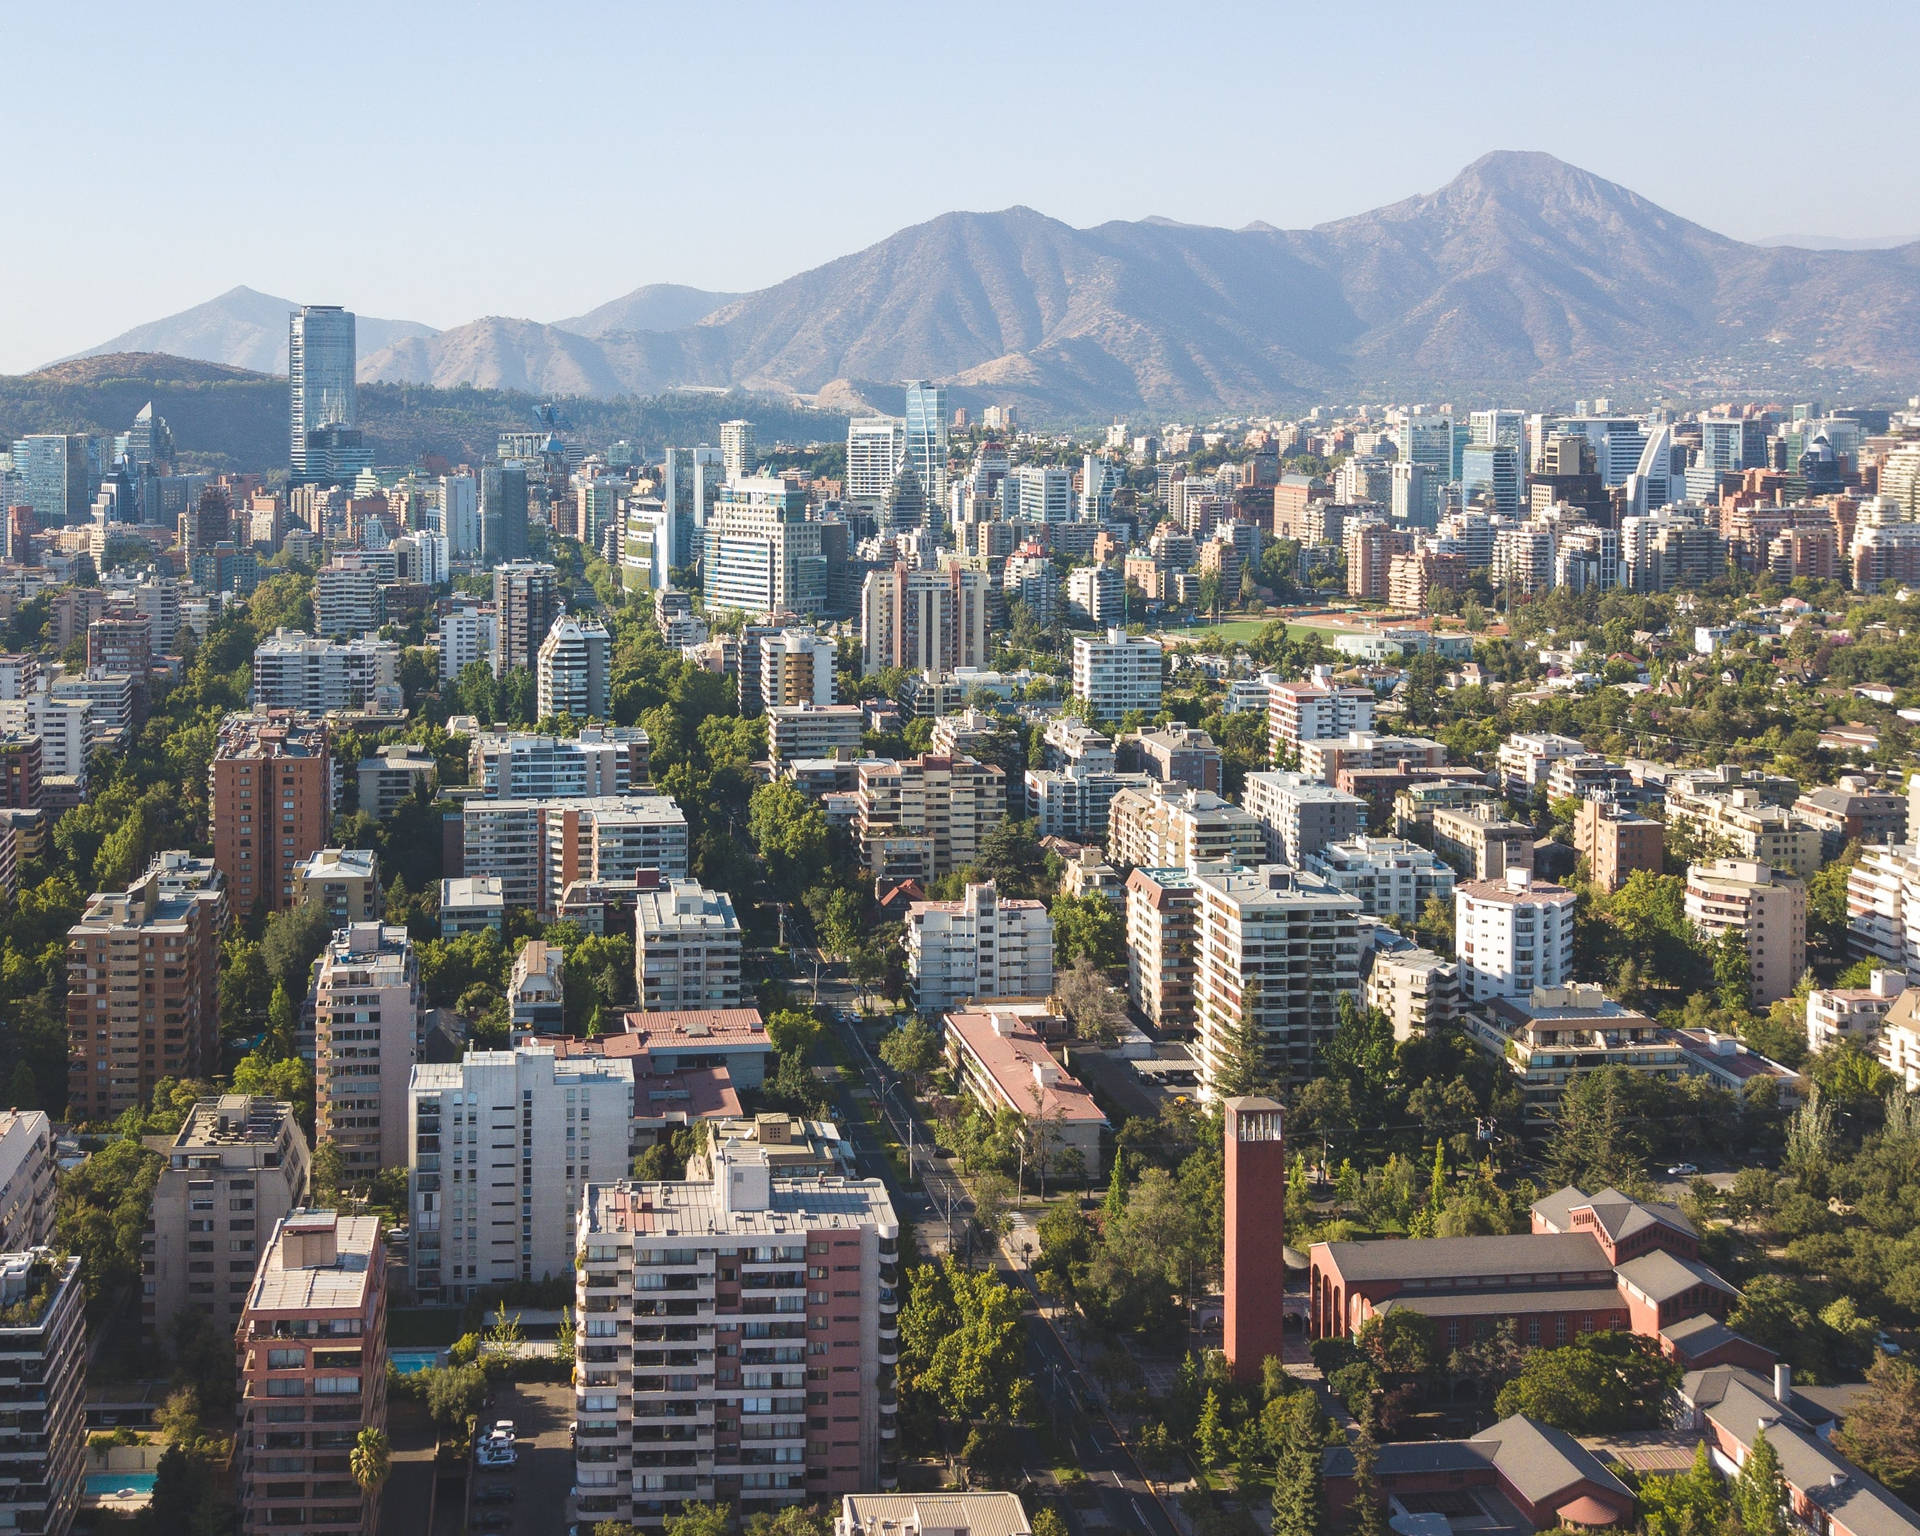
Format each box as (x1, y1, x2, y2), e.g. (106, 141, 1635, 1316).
(440, 876, 504, 907)
(247, 1211, 379, 1314)
(946, 1011, 1109, 1126)
(172, 1095, 295, 1150)
(1315, 1232, 1611, 1283)
(582, 1172, 897, 1240)
(839, 1494, 1033, 1536)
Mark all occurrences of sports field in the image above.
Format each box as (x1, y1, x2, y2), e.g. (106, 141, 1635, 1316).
(1156, 617, 1357, 644)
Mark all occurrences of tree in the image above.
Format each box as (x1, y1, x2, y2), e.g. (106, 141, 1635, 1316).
(423, 1362, 488, 1436)
(1051, 893, 1125, 970)
(1348, 1413, 1389, 1536)
(1194, 1387, 1228, 1466)
(1734, 1427, 1788, 1536)
(1544, 1065, 1651, 1192)
(1054, 954, 1127, 1044)
(878, 1016, 942, 1091)
(1212, 978, 1274, 1098)
(1494, 1332, 1680, 1433)
(663, 1501, 733, 1536)
(260, 900, 335, 994)
(349, 1427, 390, 1498)
(1268, 1390, 1328, 1536)
(1103, 1147, 1128, 1224)
(309, 1140, 345, 1205)
(749, 779, 829, 898)
(1837, 1354, 1920, 1501)
(1030, 1510, 1069, 1536)
(1639, 1442, 1730, 1536)
(973, 1172, 1014, 1244)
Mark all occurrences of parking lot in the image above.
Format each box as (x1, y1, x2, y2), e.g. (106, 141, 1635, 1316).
(466, 1379, 574, 1535)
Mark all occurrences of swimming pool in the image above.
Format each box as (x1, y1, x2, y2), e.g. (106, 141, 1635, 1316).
(86, 1473, 156, 1495)
(391, 1348, 445, 1374)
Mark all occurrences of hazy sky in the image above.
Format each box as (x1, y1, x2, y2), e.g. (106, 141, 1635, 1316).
(8, 0, 1919, 371)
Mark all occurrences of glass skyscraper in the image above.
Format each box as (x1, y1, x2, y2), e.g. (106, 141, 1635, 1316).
(289, 305, 357, 483)
(904, 380, 948, 527)
(481, 465, 530, 566)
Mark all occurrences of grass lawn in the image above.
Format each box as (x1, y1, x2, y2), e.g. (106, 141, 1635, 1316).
(1157, 617, 1355, 644)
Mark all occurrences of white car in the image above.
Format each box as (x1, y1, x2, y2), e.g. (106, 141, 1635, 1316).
(476, 1441, 516, 1468)
(1667, 1163, 1699, 1177)
(492, 1420, 517, 1440)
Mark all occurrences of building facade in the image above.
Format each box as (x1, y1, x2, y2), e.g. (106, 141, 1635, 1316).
(314, 923, 421, 1179)
(210, 712, 333, 916)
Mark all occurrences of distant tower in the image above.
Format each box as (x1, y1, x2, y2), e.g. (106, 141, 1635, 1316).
(720, 420, 756, 481)
(289, 305, 357, 482)
(904, 380, 949, 526)
(1223, 1096, 1287, 1383)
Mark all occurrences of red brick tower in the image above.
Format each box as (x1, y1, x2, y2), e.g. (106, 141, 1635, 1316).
(1224, 1095, 1288, 1382)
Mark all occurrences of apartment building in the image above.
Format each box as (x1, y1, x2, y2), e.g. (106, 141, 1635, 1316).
(634, 880, 743, 1013)
(838, 1495, 1033, 1536)
(1345, 520, 1413, 600)
(251, 630, 402, 713)
(313, 558, 382, 639)
(758, 630, 837, 711)
(407, 1046, 634, 1302)
(0, 1112, 53, 1254)
(1454, 870, 1577, 1005)
(571, 1154, 899, 1527)
(1365, 947, 1458, 1040)
(1684, 859, 1808, 1007)
(1495, 733, 1589, 799)
(356, 745, 438, 819)
(537, 613, 613, 721)
(461, 794, 688, 912)
(314, 923, 421, 1179)
(1432, 804, 1536, 882)
(210, 712, 334, 915)
(0, 692, 91, 787)
(1267, 670, 1375, 762)
(1806, 970, 1907, 1055)
(470, 728, 650, 798)
(509, 941, 567, 1033)
(494, 560, 560, 672)
(1392, 779, 1498, 837)
(1304, 836, 1456, 922)
(1465, 985, 1685, 1126)
(859, 562, 991, 675)
(768, 704, 864, 768)
(1794, 776, 1907, 860)
(291, 848, 381, 926)
(0, 732, 42, 810)
(904, 883, 1053, 1015)
(1071, 629, 1163, 720)
(66, 859, 223, 1119)
(1191, 864, 1362, 1099)
(945, 1009, 1107, 1180)
(439, 876, 505, 936)
(1299, 731, 1447, 787)
(1106, 783, 1265, 872)
(235, 1211, 388, 1536)
(1124, 867, 1201, 1032)
(853, 755, 1006, 881)
(1115, 725, 1223, 793)
(1023, 764, 1150, 844)
(438, 601, 499, 681)
(1236, 772, 1361, 866)
(144, 1095, 310, 1340)
(1573, 800, 1665, 892)
(0, 1249, 83, 1536)
(1664, 766, 1821, 879)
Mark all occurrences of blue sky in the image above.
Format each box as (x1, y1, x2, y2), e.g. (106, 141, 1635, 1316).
(8, 0, 1919, 370)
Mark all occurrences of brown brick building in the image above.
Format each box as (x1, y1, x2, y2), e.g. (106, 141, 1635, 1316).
(210, 713, 333, 917)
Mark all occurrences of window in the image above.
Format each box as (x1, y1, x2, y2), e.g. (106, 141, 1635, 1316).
(267, 1349, 304, 1369)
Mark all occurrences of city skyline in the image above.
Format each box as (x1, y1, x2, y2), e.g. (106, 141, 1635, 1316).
(3, 1, 1919, 372)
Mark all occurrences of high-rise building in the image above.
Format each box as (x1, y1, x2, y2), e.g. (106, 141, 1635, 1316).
(0, 1113, 53, 1255)
(1223, 1096, 1286, 1382)
(251, 630, 401, 712)
(571, 1156, 900, 1527)
(845, 417, 907, 505)
(493, 560, 559, 673)
(1460, 443, 1522, 519)
(236, 1211, 387, 1536)
(314, 923, 421, 1178)
(633, 880, 743, 1012)
(537, 613, 613, 721)
(1071, 629, 1163, 719)
(719, 419, 757, 481)
(468, 729, 647, 798)
(1454, 869, 1577, 1004)
(757, 629, 836, 710)
(702, 479, 825, 616)
(439, 471, 480, 555)
(1066, 565, 1123, 627)
(66, 860, 224, 1120)
(1684, 859, 1808, 1007)
(1242, 771, 1366, 867)
(289, 306, 357, 484)
(853, 755, 1007, 881)
(859, 563, 992, 676)
(407, 1045, 633, 1302)
(0, 1248, 83, 1536)
(904, 381, 948, 523)
(1107, 783, 1266, 871)
(314, 555, 384, 638)
(9, 434, 90, 526)
(439, 602, 498, 682)
(904, 881, 1054, 1013)
(290, 848, 382, 927)
(144, 1095, 310, 1340)
(1124, 867, 1200, 1031)
(1396, 412, 1456, 482)
(1267, 670, 1375, 761)
(480, 464, 530, 565)
(1009, 465, 1072, 523)
(210, 713, 333, 915)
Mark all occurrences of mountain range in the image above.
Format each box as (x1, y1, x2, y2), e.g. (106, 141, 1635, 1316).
(55, 153, 1920, 416)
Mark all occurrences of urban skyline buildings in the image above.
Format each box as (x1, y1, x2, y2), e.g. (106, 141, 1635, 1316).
(288, 305, 356, 484)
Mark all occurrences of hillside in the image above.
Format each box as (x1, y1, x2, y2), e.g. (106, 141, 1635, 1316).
(61, 287, 437, 375)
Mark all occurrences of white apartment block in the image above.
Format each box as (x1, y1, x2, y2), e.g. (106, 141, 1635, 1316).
(439, 603, 499, 681)
(1366, 947, 1459, 1040)
(759, 630, 836, 711)
(904, 883, 1053, 1015)
(50, 673, 136, 744)
(0, 1112, 53, 1255)
(1664, 767, 1821, 879)
(1191, 864, 1362, 1099)
(634, 880, 744, 1012)
(1807, 970, 1906, 1056)
(1071, 629, 1162, 720)
(1267, 669, 1375, 762)
(1066, 566, 1123, 628)
(251, 630, 402, 713)
(1684, 858, 1808, 1007)
(854, 755, 1006, 881)
(1242, 771, 1367, 866)
(0, 692, 90, 783)
(1304, 835, 1456, 922)
(313, 922, 422, 1178)
(509, 940, 566, 1032)
(313, 558, 382, 638)
(768, 704, 864, 768)
(537, 613, 613, 721)
(1106, 783, 1265, 872)
(1454, 870, 1576, 1005)
(463, 794, 688, 912)
(471, 729, 647, 798)
(572, 1151, 900, 1526)
(408, 1046, 634, 1302)
(1495, 732, 1588, 799)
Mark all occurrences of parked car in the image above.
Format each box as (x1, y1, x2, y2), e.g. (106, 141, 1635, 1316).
(1666, 1163, 1698, 1177)
(492, 1419, 516, 1440)
(1878, 1330, 1903, 1356)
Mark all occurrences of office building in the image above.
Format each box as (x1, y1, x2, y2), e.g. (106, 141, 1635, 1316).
(1071, 629, 1162, 720)
(634, 880, 743, 1012)
(1242, 771, 1367, 867)
(1009, 465, 1072, 523)
(1366, 946, 1458, 1039)
(758, 629, 836, 711)
(1192, 865, 1361, 1098)
(1574, 801, 1664, 892)
(1304, 835, 1456, 922)
(144, 1095, 310, 1340)
(289, 306, 357, 483)
(903, 382, 948, 521)
(1107, 783, 1265, 872)
(235, 1211, 387, 1536)
(945, 1008, 1107, 1179)
(1454, 870, 1576, 1005)
(480, 463, 529, 565)
(853, 755, 1007, 881)
(494, 561, 559, 674)
(905, 882, 1053, 1014)
(1125, 867, 1200, 1031)
(703, 478, 825, 616)
(0, 1113, 52, 1255)
(1461, 443, 1522, 519)
(291, 848, 381, 926)
(537, 613, 613, 721)
(252, 630, 401, 713)
(210, 712, 333, 915)
(10, 434, 90, 526)
(1685, 859, 1808, 1007)
(571, 1155, 899, 1526)
(314, 923, 421, 1179)
(1432, 804, 1536, 882)
(719, 419, 757, 480)
(66, 861, 223, 1120)
(407, 1046, 633, 1302)
(439, 876, 505, 937)
(0, 1249, 83, 1536)
(859, 563, 991, 676)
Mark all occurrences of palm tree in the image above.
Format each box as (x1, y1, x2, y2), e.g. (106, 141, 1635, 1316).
(349, 1426, 390, 1500)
